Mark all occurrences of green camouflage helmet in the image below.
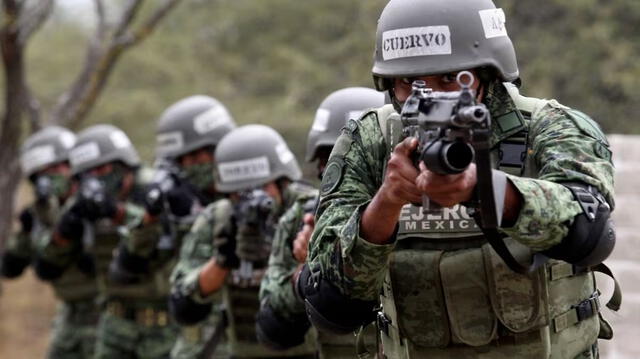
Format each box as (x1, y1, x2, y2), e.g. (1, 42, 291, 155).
(155, 95, 236, 159)
(372, 0, 519, 91)
(20, 126, 76, 178)
(214, 125, 302, 193)
(69, 124, 140, 175)
(306, 87, 385, 162)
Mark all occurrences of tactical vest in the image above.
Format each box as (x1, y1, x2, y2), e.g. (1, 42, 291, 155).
(89, 170, 177, 302)
(223, 182, 317, 358)
(31, 199, 99, 303)
(373, 85, 612, 359)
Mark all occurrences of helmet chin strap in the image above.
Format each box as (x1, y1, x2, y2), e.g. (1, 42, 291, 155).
(388, 89, 404, 113)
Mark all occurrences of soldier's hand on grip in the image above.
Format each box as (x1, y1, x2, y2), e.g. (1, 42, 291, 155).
(74, 178, 118, 221)
(379, 137, 423, 207)
(415, 162, 477, 207)
(166, 186, 194, 217)
(213, 233, 239, 269)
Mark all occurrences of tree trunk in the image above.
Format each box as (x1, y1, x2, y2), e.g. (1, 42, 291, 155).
(0, 6, 26, 249)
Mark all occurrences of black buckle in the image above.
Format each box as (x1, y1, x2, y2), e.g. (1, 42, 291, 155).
(377, 312, 391, 337)
(574, 292, 600, 322)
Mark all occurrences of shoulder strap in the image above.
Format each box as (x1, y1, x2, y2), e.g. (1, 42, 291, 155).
(375, 104, 397, 146)
(503, 82, 548, 116)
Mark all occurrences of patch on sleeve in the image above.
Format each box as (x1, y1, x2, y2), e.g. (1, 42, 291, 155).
(320, 157, 344, 196)
(564, 109, 611, 161)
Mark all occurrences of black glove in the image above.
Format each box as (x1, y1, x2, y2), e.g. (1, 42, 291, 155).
(18, 209, 34, 234)
(144, 184, 193, 217)
(144, 183, 165, 216)
(213, 230, 239, 269)
(74, 179, 118, 221)
(57, 209, 84, 242)
(166, 186, 194, 217)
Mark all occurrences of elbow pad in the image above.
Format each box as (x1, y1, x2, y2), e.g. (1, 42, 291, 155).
(297, 264, 376, 335)
(543, 183, 615, 267)
(255, 302, 311, 350)
(1, 253, 30, 278)
(168, 292, 212, 325)
(34, 258, 66, 281)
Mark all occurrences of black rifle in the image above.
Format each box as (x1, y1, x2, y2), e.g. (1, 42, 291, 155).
(232, 189, 275, 286)
(400, 71, 535, 274)
(400, 71, 490, 213)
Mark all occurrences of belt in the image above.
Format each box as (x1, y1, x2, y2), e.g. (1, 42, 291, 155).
(106, 300, 170, 327)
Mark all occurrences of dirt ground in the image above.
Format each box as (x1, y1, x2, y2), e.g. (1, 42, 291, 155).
(0, 135, 638, 357)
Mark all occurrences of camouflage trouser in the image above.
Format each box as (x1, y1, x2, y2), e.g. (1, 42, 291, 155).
(94, 304, 178, 359)
(170, 311, 228, 359)
(47, 299, 100, 359)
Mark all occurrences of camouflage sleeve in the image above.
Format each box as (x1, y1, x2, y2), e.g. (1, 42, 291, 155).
(308, 114, 395, 302)
(259, 202, 306, 320)
(171, 199, 233, 304)
(500, 103, 615, 251)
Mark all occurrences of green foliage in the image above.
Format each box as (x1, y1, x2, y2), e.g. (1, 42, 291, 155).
(18, 0, 640, 179)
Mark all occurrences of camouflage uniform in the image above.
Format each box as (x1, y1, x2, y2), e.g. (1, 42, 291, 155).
(308, 79, 615, 358)
(2, 125, 100, 359)
(259, 191, 381, 359)
(94, 173, 180, 359)
(2, 198, 100, 359)
(172, 182, 318, 358)
(170, 199, 232, 359)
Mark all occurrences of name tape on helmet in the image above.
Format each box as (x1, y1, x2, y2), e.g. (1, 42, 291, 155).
(194, 106, 231, 135)
(275, 143, 295, 164)
(479, 8, 508, 39)
(382, 26, 451, 61)
(110, 130, 132, 149)
(156, 131, 184, 155)
(311, 108, 331, 132)
(21, 145, 56, 174)
(70, 142, 100, 167)
(218, 156, 270, 183)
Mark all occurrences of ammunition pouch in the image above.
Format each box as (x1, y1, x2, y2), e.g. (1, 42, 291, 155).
(379, 243, 602, 359)
(106, 299, 171, 327)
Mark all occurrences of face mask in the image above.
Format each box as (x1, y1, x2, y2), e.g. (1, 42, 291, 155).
(182, 162, 215, 192)
(34, 174, 70, 200)
(96, 167, 124, 196)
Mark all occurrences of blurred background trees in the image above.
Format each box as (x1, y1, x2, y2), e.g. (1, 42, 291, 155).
(1, 0, 639, 239)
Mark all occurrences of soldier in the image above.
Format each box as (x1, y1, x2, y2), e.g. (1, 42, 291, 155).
(302, 1, 619, 358)
(170, 124, 316, 358)
(1, 126, 100, 359)
(38, 124, 176, 358)
(113, 95, 236, 359)
(256, 87, 385, 358)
